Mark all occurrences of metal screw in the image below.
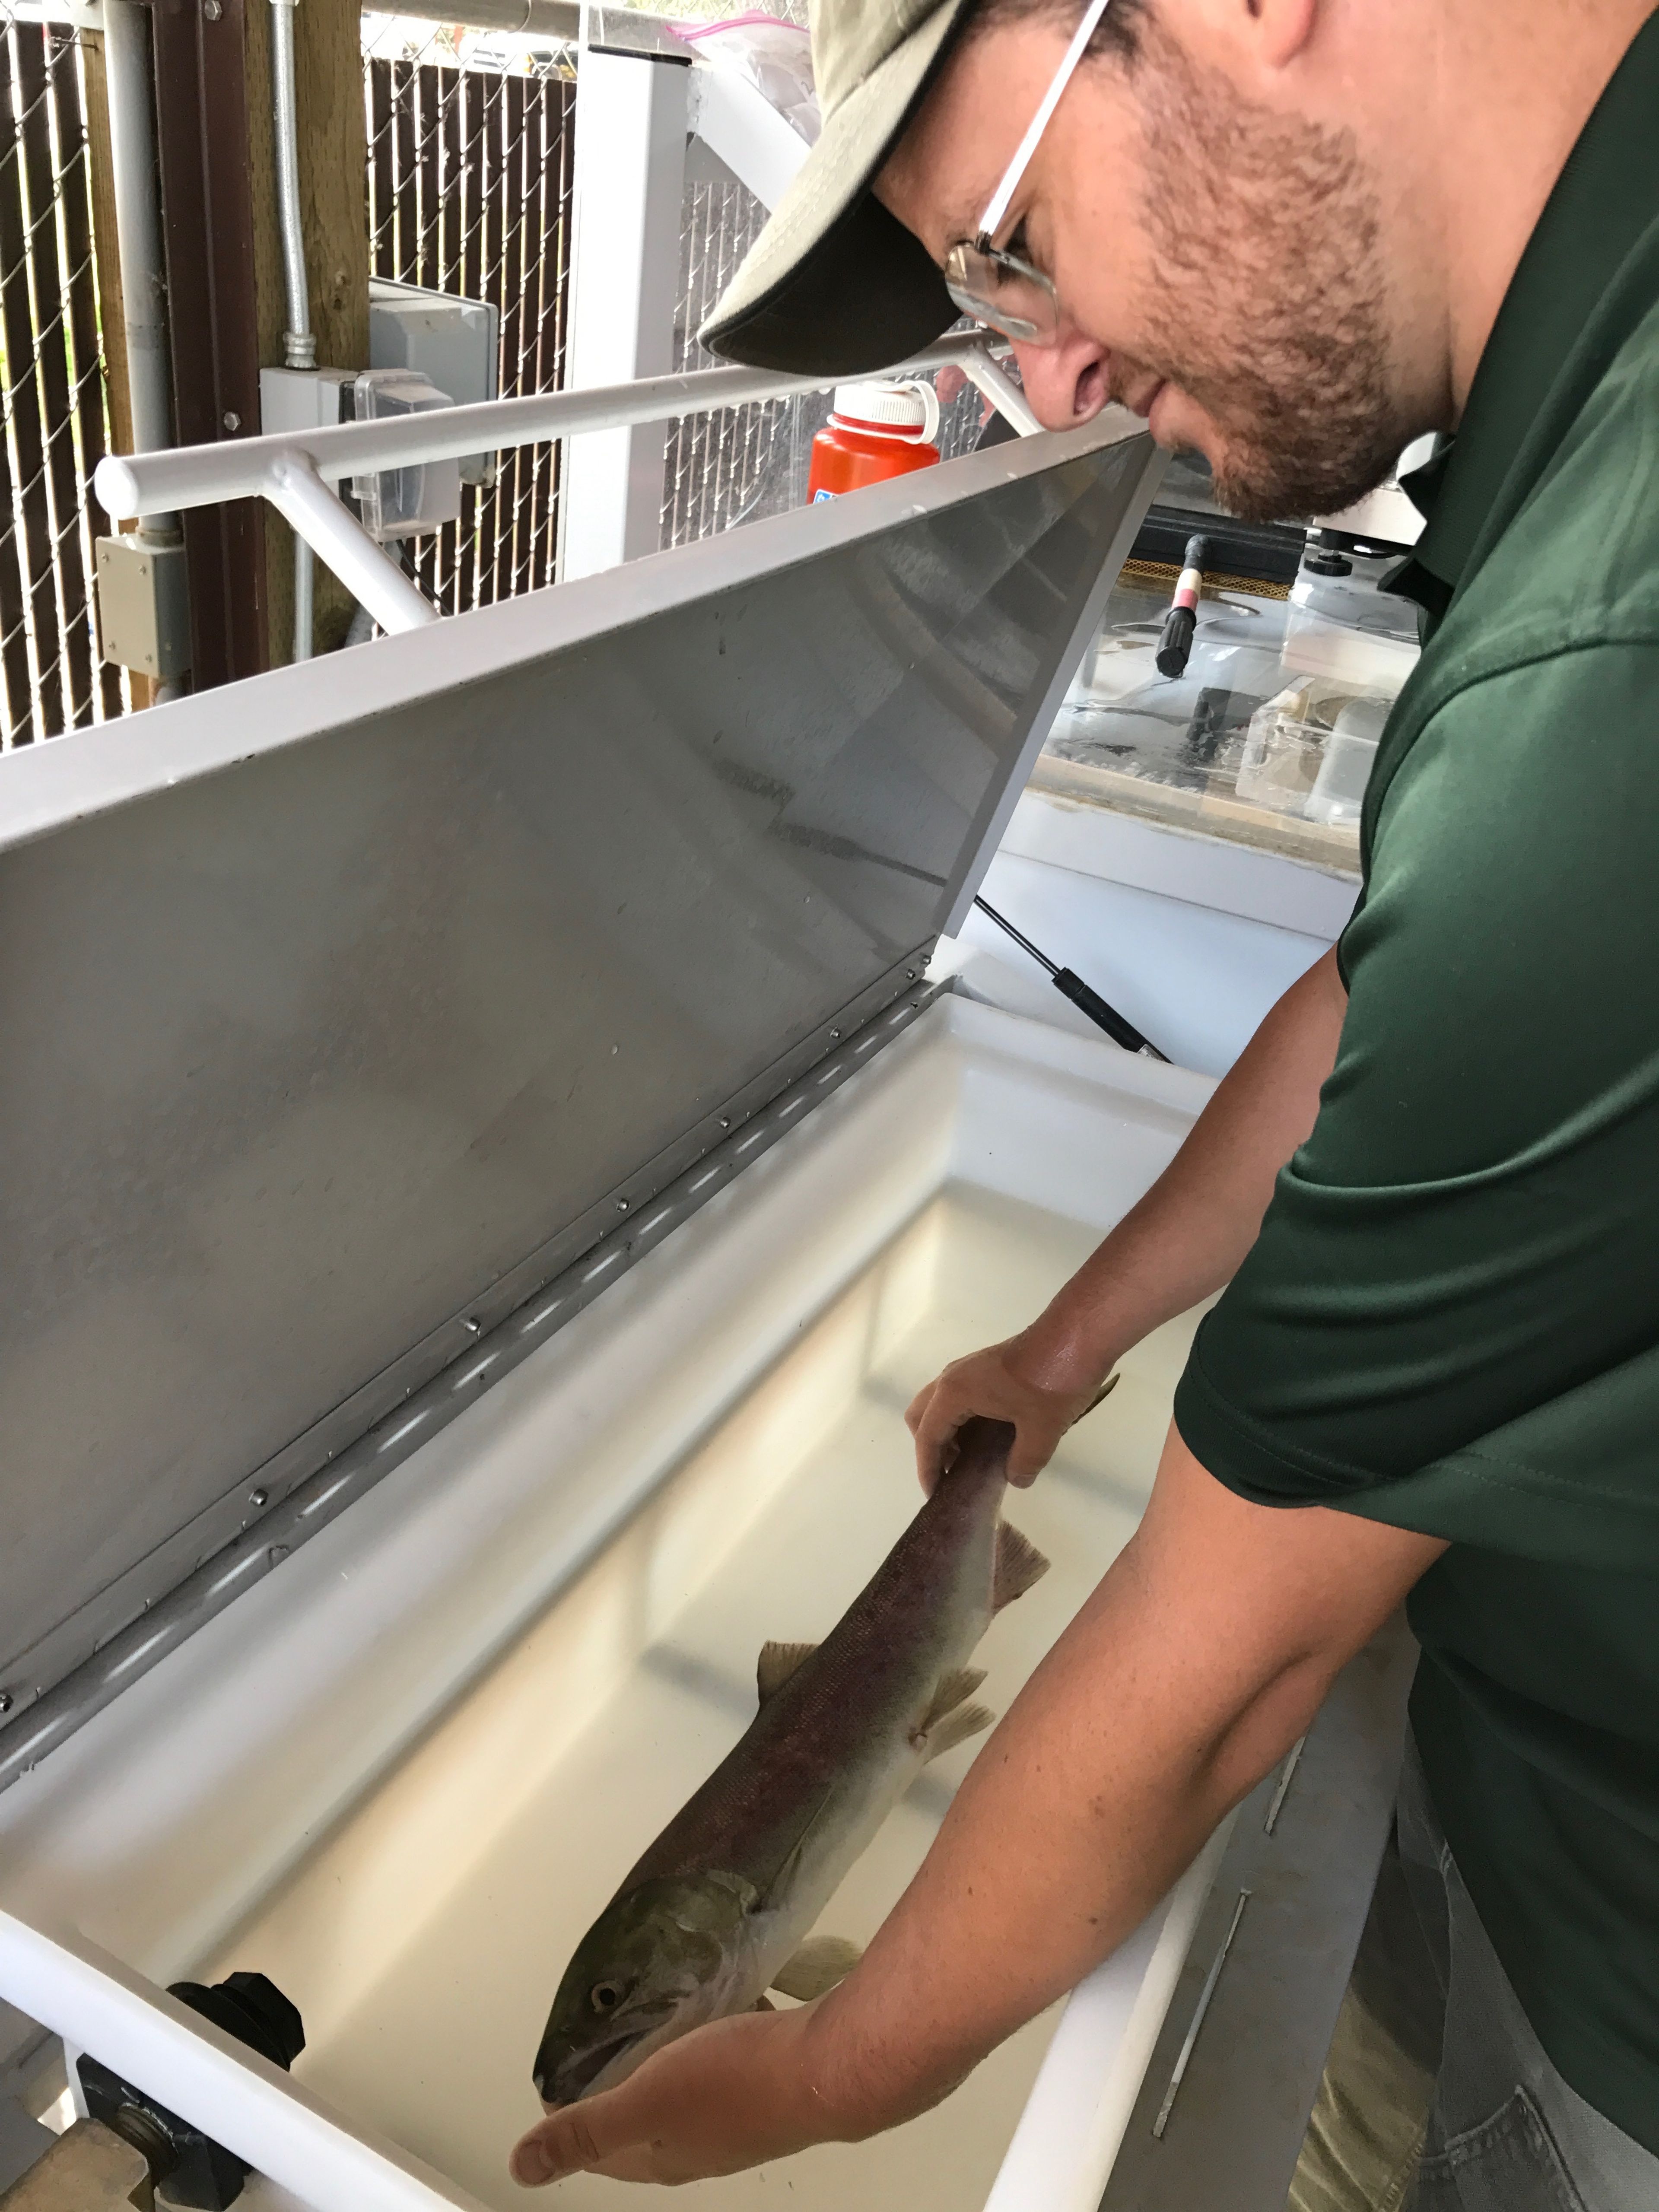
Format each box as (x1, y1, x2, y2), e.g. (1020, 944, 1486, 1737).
(0, 1693, 12, 1716)
(464, 1317, 481, 1335)
(249, 1487, 269, 1509)
(616, 1198, 629, 1212)
(829, 1029, 840, 1039)
(202, 0, 222, 16)
(906, 969, 918, 981)
(718, 1117, 731, 1129)
(222, 409, 240, 431)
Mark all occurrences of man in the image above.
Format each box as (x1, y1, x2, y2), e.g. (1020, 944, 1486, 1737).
(511, 0, 1659, 2201)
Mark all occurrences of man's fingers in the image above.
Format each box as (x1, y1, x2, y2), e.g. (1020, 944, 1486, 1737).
(1005, 1426, 1059, 1487)
(912, 1389, 967, 1494)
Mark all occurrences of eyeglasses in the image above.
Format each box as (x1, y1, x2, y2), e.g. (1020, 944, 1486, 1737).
(944, 0, 1113, 346)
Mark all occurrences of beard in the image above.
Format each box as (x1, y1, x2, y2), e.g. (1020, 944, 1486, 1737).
(1122, 29, 1408, 523)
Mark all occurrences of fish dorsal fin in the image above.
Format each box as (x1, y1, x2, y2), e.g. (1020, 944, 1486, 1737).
(993, 1522, 1050, 1611)
(757, 1640, 819, 1706)
(770, 1935, 863, 2002)
(918, 1666, 987, 1738)
(923, 1702, 995, 1762)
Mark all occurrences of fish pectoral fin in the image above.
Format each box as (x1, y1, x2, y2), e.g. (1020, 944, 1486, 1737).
(922, 1701, 995, 1761)
(993, 1522, 1050, 1611)
(917, 1666, 987, 1737)
(757, 1640, 820, 1706)
(770, 1935, 864, 2002)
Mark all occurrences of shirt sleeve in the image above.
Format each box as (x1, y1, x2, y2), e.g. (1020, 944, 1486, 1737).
(1173, 641, 1659, 1566)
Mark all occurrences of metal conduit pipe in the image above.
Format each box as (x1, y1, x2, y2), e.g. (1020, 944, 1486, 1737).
(269, 0, 313, 373)
(269, 0, 318, 659)
(102, 0, 187, 701)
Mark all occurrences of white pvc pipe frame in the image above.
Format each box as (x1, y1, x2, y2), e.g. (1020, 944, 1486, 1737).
(92, 338, 1043, 638)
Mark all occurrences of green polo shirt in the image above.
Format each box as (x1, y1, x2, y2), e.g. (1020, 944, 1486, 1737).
(1173, 14, 1659, 2155)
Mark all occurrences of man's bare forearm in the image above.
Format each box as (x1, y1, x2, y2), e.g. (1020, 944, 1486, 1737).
(1023, 946, 1348, 1391)
(908, 948, 1348, 1482)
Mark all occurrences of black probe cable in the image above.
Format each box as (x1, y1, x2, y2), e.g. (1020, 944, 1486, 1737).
(973, 896, 1169, 1061)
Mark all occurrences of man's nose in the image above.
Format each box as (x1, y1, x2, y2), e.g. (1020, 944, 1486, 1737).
(1012, 330, 1109, 429)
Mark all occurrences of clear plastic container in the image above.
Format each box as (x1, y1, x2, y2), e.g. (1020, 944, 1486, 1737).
(350, 368, 462, 541)
(1236, 679, 1392, 820)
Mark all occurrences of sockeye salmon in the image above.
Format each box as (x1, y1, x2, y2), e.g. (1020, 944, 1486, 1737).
(531, 1416, 1049, 2107)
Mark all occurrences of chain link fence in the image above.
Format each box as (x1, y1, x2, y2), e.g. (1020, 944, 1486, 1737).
(0, 4, 997, 740)
(0, 6, 124, 747)
(363, 13, 576, 613)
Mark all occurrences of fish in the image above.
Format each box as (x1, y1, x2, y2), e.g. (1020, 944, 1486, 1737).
(531, 1415, 1050, 2107)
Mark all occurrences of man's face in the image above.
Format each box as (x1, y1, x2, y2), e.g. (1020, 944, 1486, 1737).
(878, 12, 1411, 521)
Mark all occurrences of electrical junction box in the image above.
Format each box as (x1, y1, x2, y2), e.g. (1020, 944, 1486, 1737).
(94, 532, 190, 680)
(369, 277, 499, 488)
(259, 365, 357, 436)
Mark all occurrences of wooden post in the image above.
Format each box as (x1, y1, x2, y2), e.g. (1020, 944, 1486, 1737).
(245, 0, 370, 658)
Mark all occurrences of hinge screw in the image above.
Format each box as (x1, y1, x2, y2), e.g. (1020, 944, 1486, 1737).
(464, 1317, 481, 1335)
(0, 1693, 12, 1716)
(249, 1487, 268, 1509)
(617, 1198, 629, 1211)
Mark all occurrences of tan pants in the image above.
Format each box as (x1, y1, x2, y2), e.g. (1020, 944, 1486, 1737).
(1290, 1737, 1659, 2212)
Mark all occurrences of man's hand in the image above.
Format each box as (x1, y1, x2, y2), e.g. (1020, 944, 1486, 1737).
(906, 1328, 1108, 1490)
(509, 2002, 898, 2187)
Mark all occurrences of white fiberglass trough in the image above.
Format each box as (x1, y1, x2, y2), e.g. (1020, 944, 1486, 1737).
(0, 995, 1222, 2212)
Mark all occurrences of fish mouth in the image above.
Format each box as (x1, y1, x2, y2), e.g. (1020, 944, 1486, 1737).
(537, 2024, 659, 2106)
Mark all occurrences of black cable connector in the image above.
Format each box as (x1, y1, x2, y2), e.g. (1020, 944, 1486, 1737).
(974, 896, 1169, 1061)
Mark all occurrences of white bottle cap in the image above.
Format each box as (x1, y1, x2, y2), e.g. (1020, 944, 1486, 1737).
(830, 378, 941, 442)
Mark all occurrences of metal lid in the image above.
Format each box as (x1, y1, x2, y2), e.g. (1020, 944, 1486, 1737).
(0, 418, 1157, 1773)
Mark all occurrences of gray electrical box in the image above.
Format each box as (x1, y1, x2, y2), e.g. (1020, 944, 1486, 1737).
(95, 533, 190, 681)
(369, 278, 499, 487)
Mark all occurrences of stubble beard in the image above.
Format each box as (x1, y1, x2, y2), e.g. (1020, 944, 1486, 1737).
(1128, 33, 1408, 523)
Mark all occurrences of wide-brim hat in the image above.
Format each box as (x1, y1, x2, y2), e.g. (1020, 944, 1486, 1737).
(698, 0, 974, 375)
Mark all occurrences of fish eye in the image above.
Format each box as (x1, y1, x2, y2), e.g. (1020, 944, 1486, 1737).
(589, 1980, 624, 2013)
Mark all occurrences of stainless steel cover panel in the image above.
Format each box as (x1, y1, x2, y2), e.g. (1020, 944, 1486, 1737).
(0, 423, 1159, 1724)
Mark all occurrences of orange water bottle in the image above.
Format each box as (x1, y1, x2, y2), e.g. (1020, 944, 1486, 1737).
(807, 378, 942, 502)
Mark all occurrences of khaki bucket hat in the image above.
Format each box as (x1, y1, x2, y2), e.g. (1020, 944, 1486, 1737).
(698, 0, 973, 375)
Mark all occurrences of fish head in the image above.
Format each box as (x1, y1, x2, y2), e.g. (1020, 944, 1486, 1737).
(532, 1870, 759, 2106)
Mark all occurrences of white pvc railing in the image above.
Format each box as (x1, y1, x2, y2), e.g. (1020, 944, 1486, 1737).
(92, 338, 1038, 639)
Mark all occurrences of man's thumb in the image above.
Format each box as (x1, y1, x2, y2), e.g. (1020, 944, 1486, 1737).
(511, 2101, 618, 2187)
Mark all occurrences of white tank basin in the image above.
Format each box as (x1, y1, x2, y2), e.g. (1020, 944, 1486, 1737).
(0, 996, 1220, 2212)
